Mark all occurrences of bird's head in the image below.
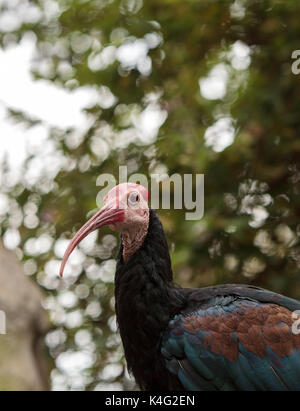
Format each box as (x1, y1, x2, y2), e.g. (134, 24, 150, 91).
(59, 183, 149, 277)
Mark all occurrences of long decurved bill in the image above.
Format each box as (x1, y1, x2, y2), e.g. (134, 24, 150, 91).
(59, 204, 125, 277)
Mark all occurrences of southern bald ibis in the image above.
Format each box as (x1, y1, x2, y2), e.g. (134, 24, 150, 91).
(60, 183, 300, 391)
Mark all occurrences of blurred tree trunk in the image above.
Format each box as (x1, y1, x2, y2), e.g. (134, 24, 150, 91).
(0, 241, 49, 390)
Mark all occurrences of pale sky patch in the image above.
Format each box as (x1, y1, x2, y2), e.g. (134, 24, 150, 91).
(0, 37, 101, 179)
(199, 63, 229, 100)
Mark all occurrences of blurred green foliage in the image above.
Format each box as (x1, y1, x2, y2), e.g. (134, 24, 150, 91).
(0, 0, 300, 390)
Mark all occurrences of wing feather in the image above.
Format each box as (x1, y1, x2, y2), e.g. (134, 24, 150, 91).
(162, 297, 300, 391)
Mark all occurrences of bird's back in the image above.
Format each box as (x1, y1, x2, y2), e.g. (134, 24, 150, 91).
(162, 284, 300, 390)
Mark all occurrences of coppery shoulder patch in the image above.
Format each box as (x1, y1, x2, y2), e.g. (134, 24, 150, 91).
(182, 302, 300, 361)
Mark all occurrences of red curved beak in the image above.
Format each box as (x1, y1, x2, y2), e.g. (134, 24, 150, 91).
(59, 204, 125, 277)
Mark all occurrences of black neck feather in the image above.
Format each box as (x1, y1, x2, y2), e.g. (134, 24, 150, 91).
(114, 208, 185, 390)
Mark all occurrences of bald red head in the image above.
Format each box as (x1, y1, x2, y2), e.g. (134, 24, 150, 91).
(59, 183, 149, 277)
(103, 183, 149, 208)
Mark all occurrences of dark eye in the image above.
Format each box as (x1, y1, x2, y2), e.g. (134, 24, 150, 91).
(128, 192, 140, 207)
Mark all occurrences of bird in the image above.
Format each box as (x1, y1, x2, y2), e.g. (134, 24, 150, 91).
(60, 182, 300, 391)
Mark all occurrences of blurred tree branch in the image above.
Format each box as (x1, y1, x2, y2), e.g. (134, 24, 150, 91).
(0, 241, 49, 391)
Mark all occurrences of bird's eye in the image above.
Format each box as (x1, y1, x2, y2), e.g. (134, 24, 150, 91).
(128, 192, 140, 208)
